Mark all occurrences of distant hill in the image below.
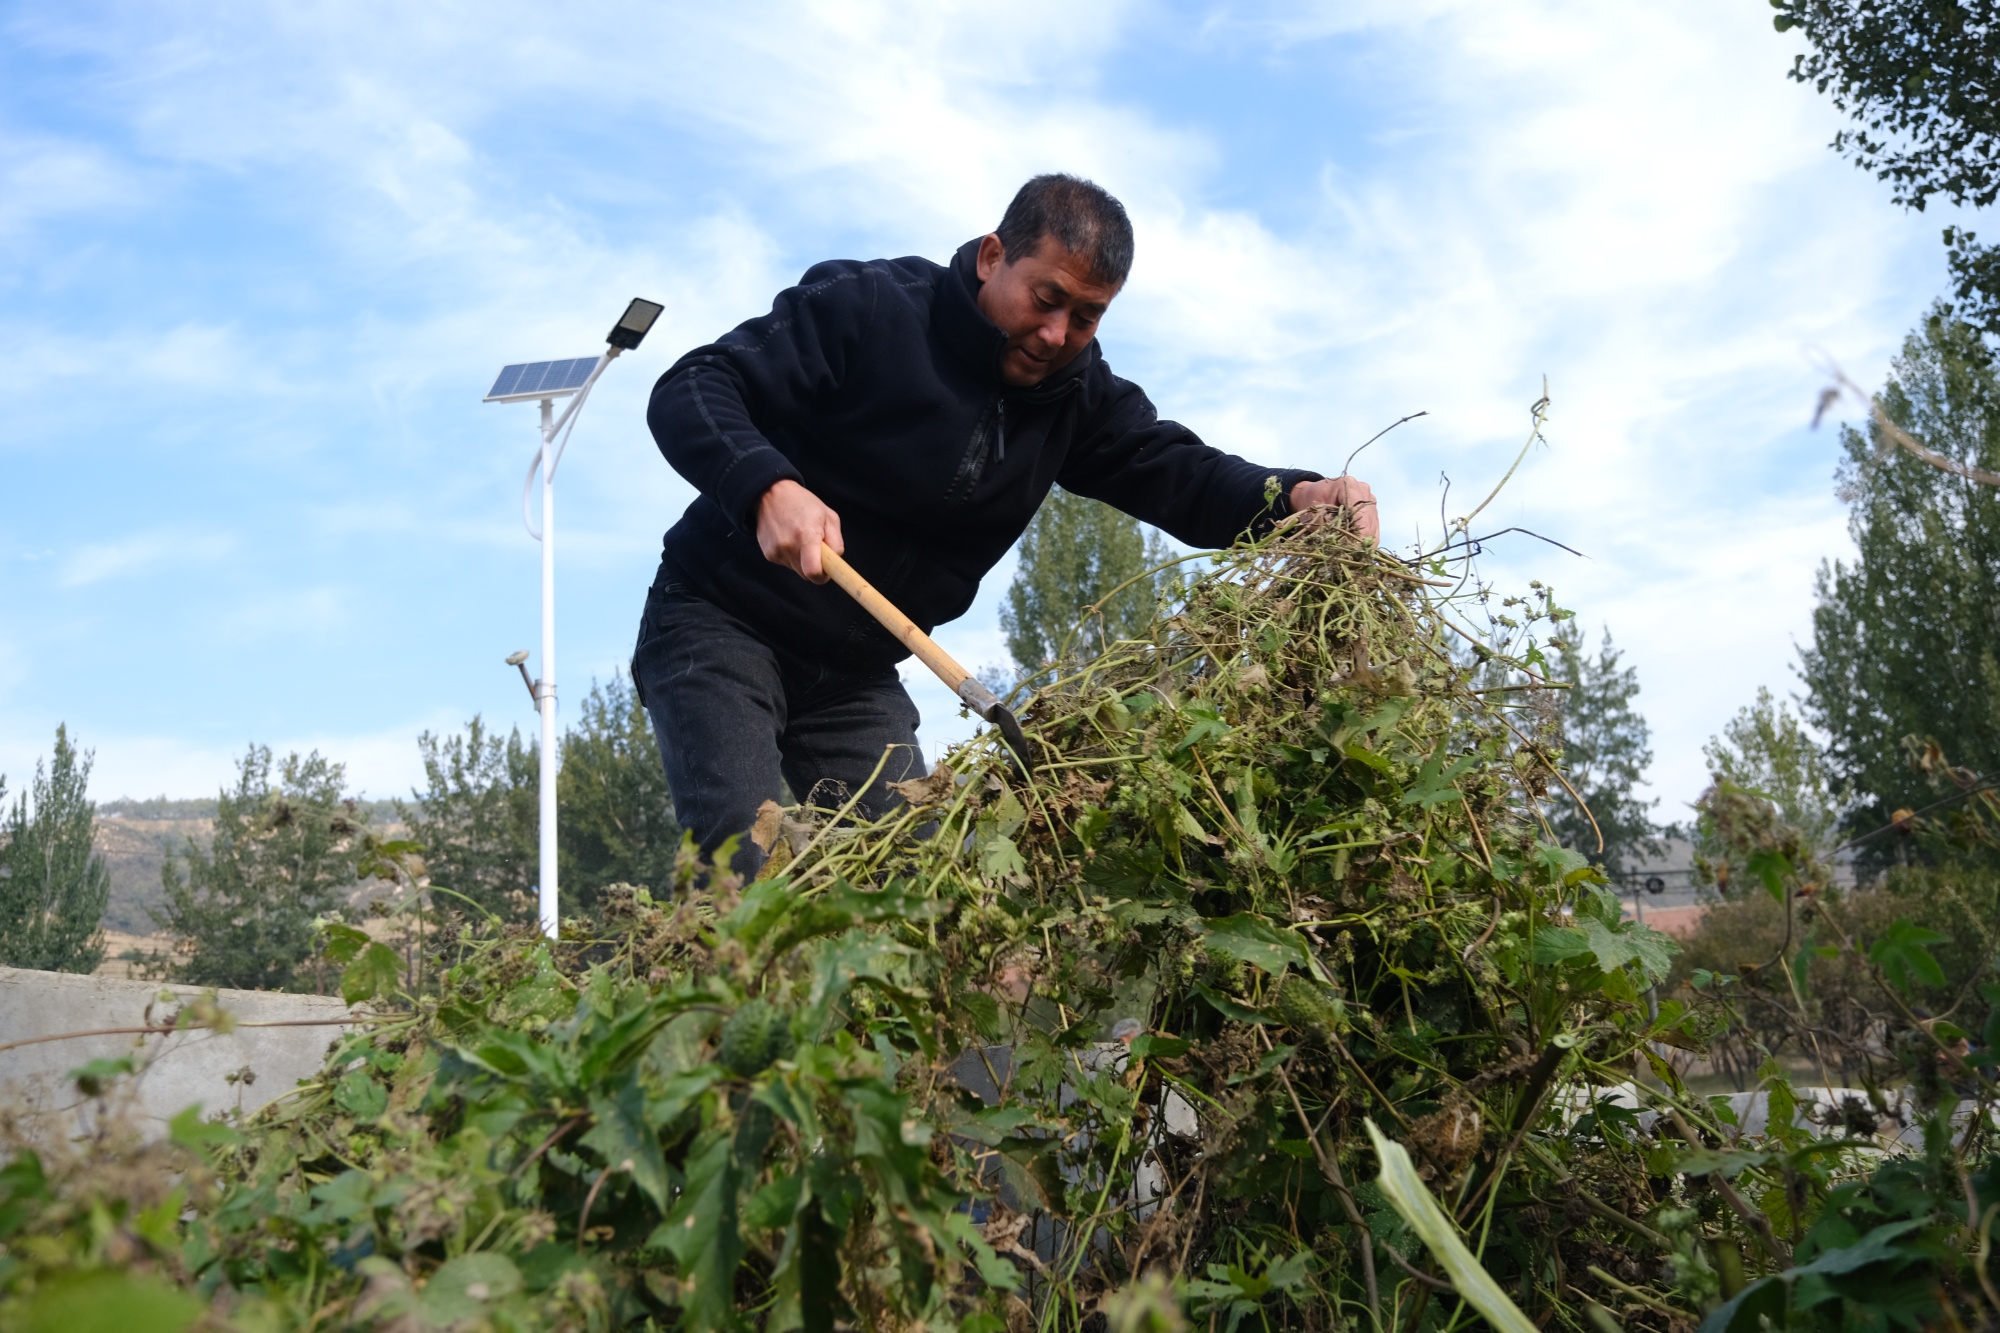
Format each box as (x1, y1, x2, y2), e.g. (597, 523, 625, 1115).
(94, 810, 209, 933)
(98, 796, 401, 822)
(93, 797, 406, 934)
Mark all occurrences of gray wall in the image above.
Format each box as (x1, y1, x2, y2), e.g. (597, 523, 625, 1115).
(0, 966, 358, 1145)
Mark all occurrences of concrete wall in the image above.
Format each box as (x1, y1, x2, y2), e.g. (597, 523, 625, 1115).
(0, 965, 360, 1144)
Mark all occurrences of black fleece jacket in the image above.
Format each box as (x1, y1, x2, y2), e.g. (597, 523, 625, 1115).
(647, 238, 1321, 673)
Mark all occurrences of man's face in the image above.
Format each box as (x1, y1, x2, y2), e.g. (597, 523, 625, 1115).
(974, 232, 1122, 387)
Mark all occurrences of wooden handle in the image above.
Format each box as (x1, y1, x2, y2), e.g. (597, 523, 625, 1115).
(819, 542, 971, 691)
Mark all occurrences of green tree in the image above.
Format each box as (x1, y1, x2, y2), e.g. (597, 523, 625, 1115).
(0, 726, 109, 973)
(401, 717, 537, 921)
(1799, 309, 2000, 844)
(1001, 488, 1176, 679)
(1773, 0, 2000, 334)
(155, 745, 366, 992)
(558, 674, 681, 912)
(1547, 628, 1661, 880)
(1700, 687, 1849, 853)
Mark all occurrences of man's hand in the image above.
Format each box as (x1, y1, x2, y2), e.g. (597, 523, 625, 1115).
(1289, 474, 1379, 542)
(757, 479, 844, 582)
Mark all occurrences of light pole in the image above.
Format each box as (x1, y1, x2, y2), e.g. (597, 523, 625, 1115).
(485, 297, 663, 938)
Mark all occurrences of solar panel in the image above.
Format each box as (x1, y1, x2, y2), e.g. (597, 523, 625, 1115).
(484, 356, 601, 402)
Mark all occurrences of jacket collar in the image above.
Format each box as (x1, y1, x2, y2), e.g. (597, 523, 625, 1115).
(940, 237, 1095, 401)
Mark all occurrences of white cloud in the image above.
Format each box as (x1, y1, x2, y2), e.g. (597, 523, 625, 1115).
(1079, 0, 1929, 809)
(0, 131, 140, 239)
(59, 529, 236, 586)
(0, 0, 1960, 816)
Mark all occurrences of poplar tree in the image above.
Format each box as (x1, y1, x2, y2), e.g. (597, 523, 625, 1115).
(402, 717, 537, 920)
(0, 726, 109, 973)
(1001, 488, 1176, 679)
(405, 680, 682, 921)
(156, 746, 365, 992)
(1699, 687, 1849, 856)
(557, 674, 682, 912)
(1547, 629, 1662, 881)
(1800, 308, 2000, 841)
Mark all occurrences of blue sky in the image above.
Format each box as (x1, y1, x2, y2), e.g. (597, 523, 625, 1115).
(0, 0, 1971, 818)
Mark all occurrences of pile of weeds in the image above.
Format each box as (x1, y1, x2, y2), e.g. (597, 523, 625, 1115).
(2, 514, 1723, 1332)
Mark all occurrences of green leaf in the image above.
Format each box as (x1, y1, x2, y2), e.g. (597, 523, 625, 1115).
(654, 1130, 744, 1332)
(1176, 803, 1215, 843)
(1533, 843, 1596, 885)
(956, 991, 1003, 1040)
(1194, 982, 1269, 1024)
(167, 1105, 240, 1156)
(582, 1075, 670, 1213)
(1233, 1042, 1295, 1084)
(978, 832, 1028, 883)
(1401, 747, 1474, 809)
(799, 1196, 847, 1333)
(1698, 1218, 1928, 1332)
(807, 931, 913, 1023)
(1676, 1147, 1770, 1178)
(1201, 914, 1310, 974)
(418, 1253, 522, 1326)
(1365, 1120, 1538, 1333)
(1747, 849, 1792, 902)
(518, 1241, 590, 1294)
(333, 1069, 387, 1122)
(16, 1270, 204, 1333)
(1358, 699, 1410, 734)
(1532, 926, 1592, 966)
(68, 1056, 134, 1097)
(743, 1172, 803, 1231)
(1340, 742, 1394, 775)
(1576, 916, 1677, 984)
(340, 940, 401, 1004)
(1129, 1034, 1190, 1060)
(956, 1105, 1046, 1147)
(1869, 919, 1948, 991)
(577, 993, 711, 1086)
(0, 1152, 49, 1242)
(1789, 1217, 1927, 1277)
(720, 878, 802, 954)
(318, 919, 372, 965)
(306, 1169, 375, 1224)
(1174, 702, 1232, 753)
(1699, 1275, 1785, 1333)
(818, 877, 941, 926)
(1532, 918, 1676, 983)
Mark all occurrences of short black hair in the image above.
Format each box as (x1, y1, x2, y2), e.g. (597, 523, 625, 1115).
(994, 174, 1134, 288)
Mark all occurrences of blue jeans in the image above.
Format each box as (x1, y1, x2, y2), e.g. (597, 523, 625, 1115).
(631, 567, 926, 874)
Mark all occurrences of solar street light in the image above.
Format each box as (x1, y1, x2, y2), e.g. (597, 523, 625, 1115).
(608, 297, 664, 350)
(485, 297, 662, 938)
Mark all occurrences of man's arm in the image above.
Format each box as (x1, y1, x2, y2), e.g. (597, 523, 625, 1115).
(647, 262, 875, 543)
(1058, 374, 1378, 547)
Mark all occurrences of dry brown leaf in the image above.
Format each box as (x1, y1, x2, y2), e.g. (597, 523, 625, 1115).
(887, 763, 956, 806)
(748, 799, 784, 853)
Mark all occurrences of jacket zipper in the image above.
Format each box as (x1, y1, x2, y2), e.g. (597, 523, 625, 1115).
(944, 397, 1010, 507)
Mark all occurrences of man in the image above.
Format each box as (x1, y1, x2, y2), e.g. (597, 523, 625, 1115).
(635, 174, 1377, 870)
